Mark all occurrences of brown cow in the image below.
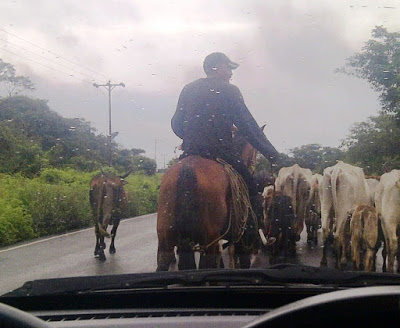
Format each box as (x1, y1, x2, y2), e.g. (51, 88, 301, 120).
(90, 171, 130, 262)
(350, 204, 379, 271)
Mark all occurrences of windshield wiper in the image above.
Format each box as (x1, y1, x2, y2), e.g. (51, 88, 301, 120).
(3, 264, 400, 297)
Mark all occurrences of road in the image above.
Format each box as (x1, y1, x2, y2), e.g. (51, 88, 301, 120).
(0, 213, 385, 295)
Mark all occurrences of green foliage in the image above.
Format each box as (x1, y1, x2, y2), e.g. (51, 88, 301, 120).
(0, 59, 35, 97)
(0, 122, 43, 176)
(341, 113, 400, 174)
(288, 144, 343, 174)
(339, 26, 400, 116)
(131, 156, 157, 175)
(0, 198, 35, 246)
(0, 170, 161, 246)
(124, 174, 162, 215)
(0, 95, 155, 172)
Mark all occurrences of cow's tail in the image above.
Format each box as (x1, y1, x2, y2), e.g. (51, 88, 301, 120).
(331, 167, 340, 220)
(174, 164, 200, 248)
(292, 167, 299, 214)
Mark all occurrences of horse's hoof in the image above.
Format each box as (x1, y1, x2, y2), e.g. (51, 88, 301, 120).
(109, 248, 116, 254)
(99, 253, 106, 262)
(320, 259, 327, 267)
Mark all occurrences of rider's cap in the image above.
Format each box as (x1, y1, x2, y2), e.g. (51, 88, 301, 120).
(203, 52, 239, 74)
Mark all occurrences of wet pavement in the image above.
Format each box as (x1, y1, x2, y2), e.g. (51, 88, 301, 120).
(0, 213, 387, 295)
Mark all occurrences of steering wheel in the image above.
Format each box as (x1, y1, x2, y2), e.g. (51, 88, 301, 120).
(0, 302, 50, 328)
(243, 286, 400, 327)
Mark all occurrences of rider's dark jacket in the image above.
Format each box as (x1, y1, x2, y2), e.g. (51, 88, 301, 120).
(171, 76, 279, 163)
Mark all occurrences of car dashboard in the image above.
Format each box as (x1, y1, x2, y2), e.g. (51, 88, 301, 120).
(2, 283, 400, 327)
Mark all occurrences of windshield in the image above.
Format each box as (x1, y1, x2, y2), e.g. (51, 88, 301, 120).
(1, 0, 400, 295)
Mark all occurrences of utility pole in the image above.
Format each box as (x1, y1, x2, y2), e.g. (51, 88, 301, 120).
(154, 139, 157, 170)
(93, 80, 125, 166)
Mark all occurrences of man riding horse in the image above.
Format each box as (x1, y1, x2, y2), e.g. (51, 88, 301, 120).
(171, 52, 279, 243)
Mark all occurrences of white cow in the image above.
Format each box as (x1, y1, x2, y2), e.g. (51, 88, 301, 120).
(374, 170, 400, 273)
(320, 161, 372, 269)
(305, 173, 323, 245)
(275, 164, 312, 242)
(366, 177, 380, 205)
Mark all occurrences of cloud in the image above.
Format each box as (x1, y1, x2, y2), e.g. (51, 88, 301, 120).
(0, 0, 398, 166)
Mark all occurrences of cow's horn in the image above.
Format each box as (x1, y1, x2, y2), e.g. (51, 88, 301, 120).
(260, 124, 266, 132)
(120, 168, 132, 179)
(259, 229, 268, 246)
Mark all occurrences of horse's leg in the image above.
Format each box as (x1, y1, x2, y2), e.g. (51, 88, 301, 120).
(94, 224, 100, 257)
(157, 245, 175, 272)
(178, 243, 196, 270)
(109, 219, 120, 254)
(228, 244, 235, 269)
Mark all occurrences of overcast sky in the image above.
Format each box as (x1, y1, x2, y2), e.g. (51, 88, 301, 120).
(0, 0, 399, 167)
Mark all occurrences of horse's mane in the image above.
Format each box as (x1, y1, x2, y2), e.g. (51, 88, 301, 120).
(232, 129, 249, 155)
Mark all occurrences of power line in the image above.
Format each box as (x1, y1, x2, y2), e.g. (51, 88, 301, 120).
(0, 46, 93, 85)
(0, 37, 104, 83)
(0, 28, 111, 82)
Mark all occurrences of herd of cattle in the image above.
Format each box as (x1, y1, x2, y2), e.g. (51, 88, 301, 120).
(265, 161, 400, 273)
(88, 161, 400, 273)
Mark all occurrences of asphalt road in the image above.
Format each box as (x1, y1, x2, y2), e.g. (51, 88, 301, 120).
(0, 213, 385, 295)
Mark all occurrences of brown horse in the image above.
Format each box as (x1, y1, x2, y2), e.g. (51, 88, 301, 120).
(156, 134, 262, 271)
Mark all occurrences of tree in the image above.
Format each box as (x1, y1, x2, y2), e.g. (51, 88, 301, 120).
(0, 122, 43, 176)
(131, 156, 157, 175)
(0, 59, 35, 97)
(341, 112, 400, 174)
(338, 26, 400, 116)
(288, 144, 343, 174)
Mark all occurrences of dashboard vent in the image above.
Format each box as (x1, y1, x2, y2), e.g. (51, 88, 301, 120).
(38, 309, 269, 322)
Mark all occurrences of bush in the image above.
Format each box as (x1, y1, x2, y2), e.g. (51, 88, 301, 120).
(0, 170, 162, 246)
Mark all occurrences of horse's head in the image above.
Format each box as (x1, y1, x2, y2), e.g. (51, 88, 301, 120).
(233, 125, 266, 174)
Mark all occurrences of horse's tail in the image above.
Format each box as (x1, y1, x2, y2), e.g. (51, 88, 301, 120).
(174, 164, 200, 247)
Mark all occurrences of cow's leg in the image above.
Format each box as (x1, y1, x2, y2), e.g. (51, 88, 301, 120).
(109, 219, 120, 254)
(320, 217, 332, 267)
(98, 226, 107, 262)
(94, 224, 100, 257)
(364, 248, 375, 272)
(351, 235, 360, 270)
(305, 216, 312, 245)
(382, 242, 387, 272)
(382, 222, 397, 273)
(238, 250, 251, 269)
(199, 244, 219, 269)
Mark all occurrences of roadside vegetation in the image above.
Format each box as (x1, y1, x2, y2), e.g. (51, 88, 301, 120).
(0, 60, 161, 247)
